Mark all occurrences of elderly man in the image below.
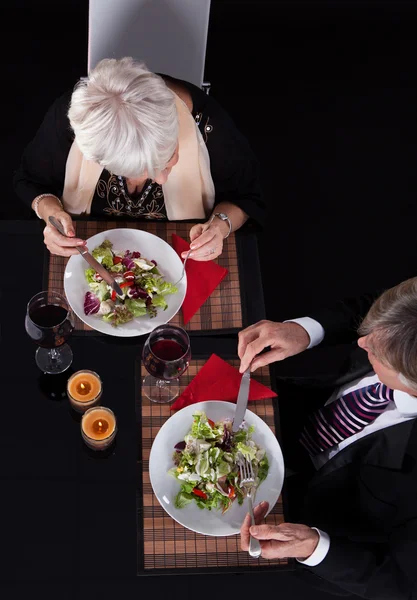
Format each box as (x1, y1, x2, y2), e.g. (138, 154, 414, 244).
(238, 277, 417, 599)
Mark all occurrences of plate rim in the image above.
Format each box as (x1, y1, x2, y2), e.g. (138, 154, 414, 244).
(148, 400, 284, 537)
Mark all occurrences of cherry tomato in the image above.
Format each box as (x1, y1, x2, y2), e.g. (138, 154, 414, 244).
(113, 256, 123, 265)
(120, 281, 132, 288)
(111, 290, 117, 302)
(192, 488, 207, 500)
(228, 486, 236, 499)
(123, 271, 135, 281)
(208, 419, 215, 428)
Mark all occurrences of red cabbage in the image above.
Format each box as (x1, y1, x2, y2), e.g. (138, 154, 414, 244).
(124, 250, 141, 259)
(122, 257, 135, 270)
(128, 286, 148, 299)
(151, 259, 157, 266)
(84, 292, 100, 315)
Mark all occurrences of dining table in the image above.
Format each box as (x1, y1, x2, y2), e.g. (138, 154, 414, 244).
(0, 218, 294, 594)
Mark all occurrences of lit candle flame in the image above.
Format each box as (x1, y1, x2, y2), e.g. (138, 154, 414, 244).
(92, 418, 109, 435)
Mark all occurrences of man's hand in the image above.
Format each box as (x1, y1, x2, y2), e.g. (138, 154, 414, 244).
(238, 320, 311, 373)
(240, 501, 319, 560)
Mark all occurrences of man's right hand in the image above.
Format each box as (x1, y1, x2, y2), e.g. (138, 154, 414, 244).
(238, 320, 311, 373)
(38, 197, 86, 257)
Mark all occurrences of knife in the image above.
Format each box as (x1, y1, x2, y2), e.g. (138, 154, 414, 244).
(232, 368, 251, 432)
(48, 216, 123, 297)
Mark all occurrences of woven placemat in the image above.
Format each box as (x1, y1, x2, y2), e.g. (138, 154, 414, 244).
(136, 358, 288, 573)
(46, 221, 242, 333)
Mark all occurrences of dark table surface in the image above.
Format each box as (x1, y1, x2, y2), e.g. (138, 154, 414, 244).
(0, 220, 322, 599)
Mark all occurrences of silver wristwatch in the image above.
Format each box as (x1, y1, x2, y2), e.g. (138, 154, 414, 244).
(208, 212, 232, 238)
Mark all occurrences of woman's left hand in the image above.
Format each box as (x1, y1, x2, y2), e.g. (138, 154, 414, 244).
(183, 219, 229, 261)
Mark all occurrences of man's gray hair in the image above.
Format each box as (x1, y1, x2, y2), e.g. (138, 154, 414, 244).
(358, 277, 417, 392)
(68, 57, 178, 178)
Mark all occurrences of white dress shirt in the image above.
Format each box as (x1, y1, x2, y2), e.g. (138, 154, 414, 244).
(288, 317, 417, 567)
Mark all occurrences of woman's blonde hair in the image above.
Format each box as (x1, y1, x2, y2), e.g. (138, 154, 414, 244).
(68, 57, 178, 178)
(358, 277, 417, 391)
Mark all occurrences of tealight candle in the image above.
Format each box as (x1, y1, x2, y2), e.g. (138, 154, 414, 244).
(81, 406, 117, 451)
(67, 370, 102, 413)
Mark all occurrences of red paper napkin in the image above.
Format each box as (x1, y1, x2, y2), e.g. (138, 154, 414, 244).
(172, 234, 228, 324)
(171, 354, 277, 410)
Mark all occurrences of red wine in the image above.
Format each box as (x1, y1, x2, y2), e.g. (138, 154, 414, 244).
(30, 305, 68, 328)
(143, 333, 191, 380)
(26, 304, 74, 349)
(151, 338, 186, 361)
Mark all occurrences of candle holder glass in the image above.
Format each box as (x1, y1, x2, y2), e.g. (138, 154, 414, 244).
(81, 406, 117, 451)
(67, 370, 102, 413)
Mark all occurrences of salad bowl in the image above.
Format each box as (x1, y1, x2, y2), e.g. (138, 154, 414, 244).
(149, 401, 285, 536)
(64, 228, 186, 337)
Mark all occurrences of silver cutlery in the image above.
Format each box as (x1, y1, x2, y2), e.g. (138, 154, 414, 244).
(232, 368, 250, 433)
(174, 247, 192, 286)
(239, 456, 262, 558)
(48, 216, 123, 297)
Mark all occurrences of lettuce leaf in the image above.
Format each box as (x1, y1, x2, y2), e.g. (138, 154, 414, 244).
(124, 298, 147, 317)
(151, 294, 168, 311)
(85, 268, 96, 284)
(174, 492, 194, 509)
(92, 240, 114, 269)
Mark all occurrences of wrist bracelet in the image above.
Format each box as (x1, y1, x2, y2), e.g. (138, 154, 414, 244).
(33, 194, 63, 219)
(207, 212, 232, 239)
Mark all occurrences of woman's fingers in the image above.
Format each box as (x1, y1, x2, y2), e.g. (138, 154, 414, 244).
(46, 241, 80, 257)
(44, 225, 85, 248)
(58, 211, 76, 237)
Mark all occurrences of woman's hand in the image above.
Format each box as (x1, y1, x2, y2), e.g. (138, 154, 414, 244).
(240, 501, 319, 561)
(238, 320, 311, 373)
(183, 218, 230, 262)
(38, 197, 86, 257)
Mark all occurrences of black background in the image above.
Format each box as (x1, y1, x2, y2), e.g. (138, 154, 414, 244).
(2, 1, 417, 598)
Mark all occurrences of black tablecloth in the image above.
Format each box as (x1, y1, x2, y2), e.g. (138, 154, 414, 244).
(0, 221, 317, 598)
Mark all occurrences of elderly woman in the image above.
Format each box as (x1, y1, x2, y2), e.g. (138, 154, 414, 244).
(14, 57, 264, 261)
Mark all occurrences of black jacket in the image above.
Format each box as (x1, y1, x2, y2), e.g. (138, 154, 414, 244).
(298, 289, 417, 599)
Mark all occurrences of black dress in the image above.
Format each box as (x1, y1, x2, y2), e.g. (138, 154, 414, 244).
(13, 75, 265, 227)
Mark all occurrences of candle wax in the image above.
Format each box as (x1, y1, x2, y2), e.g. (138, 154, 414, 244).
(82, 409, 116, 441)
(68, 371, 101, 403)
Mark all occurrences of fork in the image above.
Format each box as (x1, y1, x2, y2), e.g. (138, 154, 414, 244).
(239, 456, 262, 558)
(173, 248, 192, 286)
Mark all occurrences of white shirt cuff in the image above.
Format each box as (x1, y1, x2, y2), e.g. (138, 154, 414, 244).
(297, 528, 331, 566)
(285, 317, 325, 349)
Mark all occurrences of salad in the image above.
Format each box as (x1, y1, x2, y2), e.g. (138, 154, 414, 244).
(83, 239, 177, 327)
(169, 411, 269, 513)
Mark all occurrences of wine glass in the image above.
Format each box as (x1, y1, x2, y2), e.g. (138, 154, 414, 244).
(142, 324, 191, 403)
(25, 291, 75, 374)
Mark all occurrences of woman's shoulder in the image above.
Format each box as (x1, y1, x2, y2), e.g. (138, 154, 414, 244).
(160, 74, 209, 114)
(160, 74, 194, 111)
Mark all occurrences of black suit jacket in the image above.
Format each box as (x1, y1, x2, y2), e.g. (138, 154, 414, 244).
(294, 289, 417, 599)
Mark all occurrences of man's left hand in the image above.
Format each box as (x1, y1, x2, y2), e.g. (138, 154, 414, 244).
(183, 218, 229, 261)
(240, 501, 319, 560)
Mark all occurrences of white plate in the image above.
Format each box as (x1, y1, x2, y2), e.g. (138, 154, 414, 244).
(149, 401, 285, 536)
(64, 228, 186, 337)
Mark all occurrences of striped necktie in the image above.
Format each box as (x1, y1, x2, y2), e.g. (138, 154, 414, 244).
(300, 382, 394, 456)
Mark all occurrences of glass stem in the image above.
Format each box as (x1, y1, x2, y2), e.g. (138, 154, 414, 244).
(49, 348, 60, 365)
(155, 378, 168, 388)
